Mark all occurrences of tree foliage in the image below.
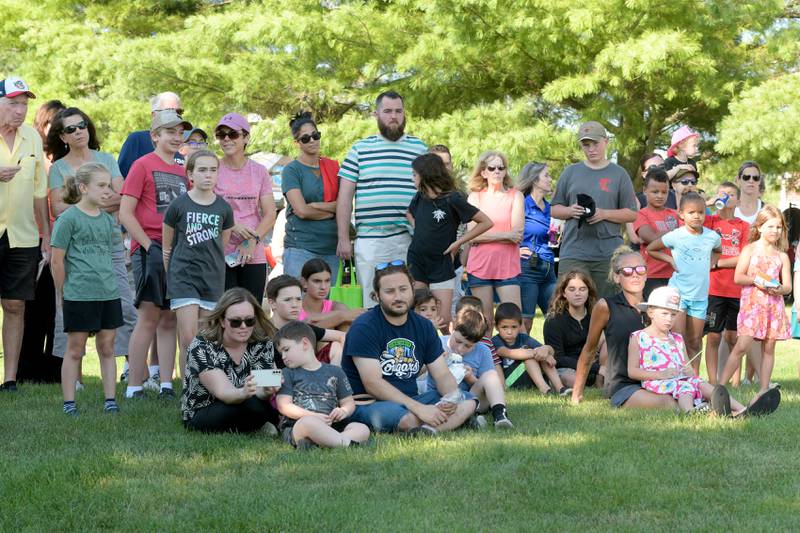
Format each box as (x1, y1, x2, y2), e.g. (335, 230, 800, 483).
(1, 0, 798, 180)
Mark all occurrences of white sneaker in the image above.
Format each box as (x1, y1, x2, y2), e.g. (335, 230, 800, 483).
(75, 381, 85, 392)
(143, 376, 160, 392)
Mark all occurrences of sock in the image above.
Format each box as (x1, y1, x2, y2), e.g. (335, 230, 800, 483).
(160, 382, 173, 391)
(491, 403, 507, 419)
(63, 401, 77, 413)
(149, 365, 159, 377)
(125, 386, 143, 398)
(122, 361, 129, 372)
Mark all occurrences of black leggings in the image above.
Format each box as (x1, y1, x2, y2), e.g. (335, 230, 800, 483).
(225, 264, 267, 303)
(185, 397, 279, 433)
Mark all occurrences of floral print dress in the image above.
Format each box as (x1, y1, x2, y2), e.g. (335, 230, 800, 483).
(737, 251, 791, 340)
(635, 330, 703, 400)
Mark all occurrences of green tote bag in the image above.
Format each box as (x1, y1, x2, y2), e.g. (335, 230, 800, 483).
(329, 259, 363, 308)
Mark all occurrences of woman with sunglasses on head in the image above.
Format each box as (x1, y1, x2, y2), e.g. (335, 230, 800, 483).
(45, 108, 137, 383)
(465, 151, 524, 332)
(281, 111, 341, 283)
(214, 113, 277, 303)
(182, 288, 280, 433)
(734, 161, 764, 225)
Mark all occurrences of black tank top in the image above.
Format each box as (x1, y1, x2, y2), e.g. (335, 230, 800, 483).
(604, 292, 645, 395)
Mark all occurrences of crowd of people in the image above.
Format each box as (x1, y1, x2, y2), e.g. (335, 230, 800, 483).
(0, 75, 795, 449)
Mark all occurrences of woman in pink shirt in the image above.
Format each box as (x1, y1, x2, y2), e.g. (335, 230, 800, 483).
(213, 113, 277, 303)
(466, 151, 524, 330)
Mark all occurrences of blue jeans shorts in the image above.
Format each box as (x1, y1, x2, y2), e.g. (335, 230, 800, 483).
(350, 389, 476, 432)
(680, 298, 708, 320)
(467, 273, 520, 289)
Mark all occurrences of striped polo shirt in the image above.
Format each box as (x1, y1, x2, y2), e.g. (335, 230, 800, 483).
(338, 134, 428, 239)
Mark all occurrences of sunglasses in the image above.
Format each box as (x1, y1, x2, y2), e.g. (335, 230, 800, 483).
(63, 121, 88, 135)
(615, 265, 648, 277)
(297, 131, 321, 144)
(375, 260, 405, 271)
(486, 165, 505, 172)
(215, 129, 242, 140)
(676, 178, 697, 186)
(226, 316, 256, 328)
(185, 141, 207, 148)
(155, 108, 184, 116)
(741, 174, 760, 182)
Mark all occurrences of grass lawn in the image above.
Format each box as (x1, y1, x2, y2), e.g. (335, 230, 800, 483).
(3, 320, 800, 531)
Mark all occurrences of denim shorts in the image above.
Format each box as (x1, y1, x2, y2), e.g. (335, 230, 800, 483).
(518, 256, 556, 318)
(467, 273, 520, 289)
(170, 298, 217, 311)
(350, 389, 475, 432)
(680, 298, 708, 320)
(610, 384, 643, 408)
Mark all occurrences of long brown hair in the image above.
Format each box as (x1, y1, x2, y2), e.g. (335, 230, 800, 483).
(748, 204, 789, 251)
(199, 288, 276, 343)
(546, 270, 598, 319)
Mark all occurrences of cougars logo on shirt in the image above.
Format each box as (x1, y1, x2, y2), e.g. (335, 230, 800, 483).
(379, 338, 419, 380)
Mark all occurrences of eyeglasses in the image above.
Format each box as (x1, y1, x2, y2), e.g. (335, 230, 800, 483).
(676, 178, 697, 186)
(297, 131, 321, 144)
(155, 108, 184, 116)
(615, 265, 648, 277)
(215, 129, 242, 140)
(486, 166, 505, 172)
(226, 316, 256, 328)
(741, 174, 760, 182)
(185, 141, 208, 148)
(63, 121, 88, 135)
(375, 260, 405, 271)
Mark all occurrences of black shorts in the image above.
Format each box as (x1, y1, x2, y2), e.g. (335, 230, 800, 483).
(705, 295, 740, 334)
(132, 244, 169, 309)
(225, 263, 267, 303)
(407, 248, 455, 285)
(63, 299, 124, 333)
(0, 232, 39, 301)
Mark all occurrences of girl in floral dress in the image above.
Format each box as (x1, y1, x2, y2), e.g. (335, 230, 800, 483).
(719, 206, 792, 395)
(628, 286, 747, 414)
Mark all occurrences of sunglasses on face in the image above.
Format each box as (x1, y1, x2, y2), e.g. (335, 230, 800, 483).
(741, 174, 760, 182)
(297, 131, 321, 144)
(375, 260, 405, 271)
(676, 178, 697, 186)
(63, 121, 88, 135)
(226, 316, 256, 328)
(215, 129, 242, 140)
(615, 265, 648, 277)
(486, 166, 505, 172)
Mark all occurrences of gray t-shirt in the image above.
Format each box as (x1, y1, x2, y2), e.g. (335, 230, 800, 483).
(163, 193, 234, 301)
(551, 161, 637, 261)
(48, 150, 123, 189)
(278, 364, 353, 428)
(281, 160, 338, 255)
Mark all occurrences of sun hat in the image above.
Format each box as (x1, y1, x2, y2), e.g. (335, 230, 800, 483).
(667, 126, 699, 157)
(637, 286, 682, 312)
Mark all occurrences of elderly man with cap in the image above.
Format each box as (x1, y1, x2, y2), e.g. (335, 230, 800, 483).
(551, 121, 638, 298)
(119, 109, 192, 399)
(118, 91, 184, 177)
(0, 76, 48, 392)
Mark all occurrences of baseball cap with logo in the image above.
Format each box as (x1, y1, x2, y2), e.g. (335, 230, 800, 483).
(577, 121, 607, 142)
(216, 113, 250, 134)
(637, 286, 682, 312)
(0, 77, 36, 99)
(151, 109, 192, 133)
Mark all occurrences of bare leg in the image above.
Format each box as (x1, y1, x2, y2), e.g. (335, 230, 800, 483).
(469, 286, 495, 332)
(705, 332, 721, 385)
(126, 302, 161, 388)
(61, 332, 89, 402)
(291, 416, 361, 448)
(719, 335, 752, 386)
(175, 305, 200, 382)
(542, 362, 565, 391)
(685, 316, 706, 374)
(699, 381, 744, 414)
(494, 363, 505, 388)
(677, 392, 694, 413)
(523, 359, 550, 393)
(559, 369, 576, 387)
(758, 339, 776, 395)
(431, 288, 453, 334)
(342, 422, 370, 444)
(95, 329, 117, 400)
(397, 412, 422, 431)
(156, 310, 178, 383)
(622, 388, 678, 409)
(495, 284, 522, 310)
(672, 310, 687, 337)
(433, 398, 476, 432)
(474, 370, 506, 409)
(328, 340, 343, 366)
(523, 317, 533, 335)
(1, 299, 25, 382)
(747, 341, 762, 384)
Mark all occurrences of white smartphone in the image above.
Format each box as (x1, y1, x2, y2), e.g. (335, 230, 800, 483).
(252, 369, 282, 387)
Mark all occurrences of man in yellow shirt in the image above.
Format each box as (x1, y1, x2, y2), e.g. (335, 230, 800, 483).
(0, 76, 49, 392)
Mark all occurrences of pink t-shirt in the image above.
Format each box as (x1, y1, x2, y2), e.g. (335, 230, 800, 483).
(467, 189, 521, 280)
(299, 299, 334, 321)
(214, 159, 271, 264)
(633, 207, 681, 280)
(122, 152, 188, 253)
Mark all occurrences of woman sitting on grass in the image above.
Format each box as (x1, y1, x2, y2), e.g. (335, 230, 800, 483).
(181, 288, 280, 433)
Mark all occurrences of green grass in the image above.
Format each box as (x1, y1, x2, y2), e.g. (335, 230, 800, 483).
(2, 328, 800, 531)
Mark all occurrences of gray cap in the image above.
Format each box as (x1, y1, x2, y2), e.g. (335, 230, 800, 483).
(151, 109, 192, 132)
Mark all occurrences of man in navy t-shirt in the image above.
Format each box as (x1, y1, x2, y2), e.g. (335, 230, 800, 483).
(342, 262, 477, 433)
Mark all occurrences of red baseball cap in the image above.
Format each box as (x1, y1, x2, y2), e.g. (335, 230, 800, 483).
(0, 77, 35, 99)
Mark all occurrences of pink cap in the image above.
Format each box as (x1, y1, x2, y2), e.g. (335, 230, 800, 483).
(667, 126, 698, 157)
(216, 113, 250, 133)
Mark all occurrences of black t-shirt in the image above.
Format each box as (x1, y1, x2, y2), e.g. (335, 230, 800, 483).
(163, 193, 234, 301)
(407, 191, 478, 283)
(663, 156, 697, 172)
(604, 292, 646, 396)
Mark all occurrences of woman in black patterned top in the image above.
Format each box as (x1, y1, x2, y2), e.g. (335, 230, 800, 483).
(181, 288, 280, 433)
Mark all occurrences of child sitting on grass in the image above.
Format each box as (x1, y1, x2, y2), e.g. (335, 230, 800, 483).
(492, 302, 571, 395)
(275, 321, 370, 449)
(454, 296, 503, 378)
(429, 309, 513, 428)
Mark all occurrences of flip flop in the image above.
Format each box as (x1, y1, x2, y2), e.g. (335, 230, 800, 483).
(736, 388, 781, 418)
(710, 385, 732, 417)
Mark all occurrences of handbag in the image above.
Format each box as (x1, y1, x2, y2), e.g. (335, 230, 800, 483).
(329, 259, 362, 308)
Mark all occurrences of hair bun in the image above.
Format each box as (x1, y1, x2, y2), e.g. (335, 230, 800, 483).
(289, 110, 313, 127)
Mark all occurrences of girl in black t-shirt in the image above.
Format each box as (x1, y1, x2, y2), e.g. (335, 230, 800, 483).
(406, 154, 493, 330)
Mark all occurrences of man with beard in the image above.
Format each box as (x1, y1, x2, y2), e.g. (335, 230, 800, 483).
(341, 262, 477, 434)
(336, 91, 428, 304)
(0, 77, 49, 392)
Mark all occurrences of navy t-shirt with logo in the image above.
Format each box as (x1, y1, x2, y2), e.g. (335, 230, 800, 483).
(342, 306, 444, 397)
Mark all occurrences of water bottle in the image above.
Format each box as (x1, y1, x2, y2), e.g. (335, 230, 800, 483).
(714, 193, 729, 211)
